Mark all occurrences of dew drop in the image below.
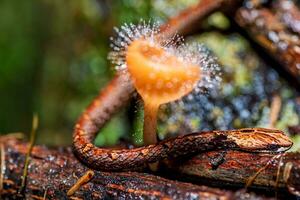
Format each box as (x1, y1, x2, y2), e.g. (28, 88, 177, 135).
(149, 72, 156, 79)
(156, 80, 163, 89)
(145, 84, 152, 90)
(166, 82, 173, 89)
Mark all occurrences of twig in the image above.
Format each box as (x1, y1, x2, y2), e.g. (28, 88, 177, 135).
(283, 162, 293, 183)
(269, 93, 282, 128)
(67, 170, 95, 196)
(42, 187, 48, 200)
(275, 153, 285, 198)
(0, 143, 4, 195)
(245, 154, 281, 188)
(18, 114, 39, 194)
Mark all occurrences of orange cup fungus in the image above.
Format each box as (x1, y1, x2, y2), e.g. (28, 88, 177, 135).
(126, 39, 201, 145)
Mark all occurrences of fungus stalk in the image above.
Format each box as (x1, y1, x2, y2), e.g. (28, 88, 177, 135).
(143, 102, 159, 145)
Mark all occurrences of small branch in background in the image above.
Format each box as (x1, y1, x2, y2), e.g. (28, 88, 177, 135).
(274, 0, 300, 35)
(235, 4, 300, 84)
(18, 114, 39, 194)
(42, 187, 48, 200)
(269, 93, 282, 128)
(275, 154, 284, 193)
(160, 0, 225, 37)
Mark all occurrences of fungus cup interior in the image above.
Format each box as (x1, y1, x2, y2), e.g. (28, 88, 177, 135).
(126, 38, 201, 145)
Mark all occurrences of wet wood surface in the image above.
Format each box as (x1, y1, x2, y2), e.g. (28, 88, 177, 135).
(166, 150, 300, 197)
(0, 138, 274, 199)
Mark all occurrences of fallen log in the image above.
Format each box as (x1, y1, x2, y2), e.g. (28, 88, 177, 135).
(0, 138, 272, 199)
(166, 150, 300, 197)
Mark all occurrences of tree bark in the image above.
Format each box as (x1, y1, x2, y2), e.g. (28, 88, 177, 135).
(0, 138, 273, 200)
(166, 150, 300, 197)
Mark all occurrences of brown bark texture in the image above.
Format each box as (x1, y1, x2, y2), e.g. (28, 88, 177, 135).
(167, 150, 300, 197)
(0, 138, 274, 200)
(235, 1, 300, 83)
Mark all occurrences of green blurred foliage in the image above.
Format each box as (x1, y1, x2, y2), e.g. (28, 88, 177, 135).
(0, 0, 196, 145)
(0, 0, 46, 133)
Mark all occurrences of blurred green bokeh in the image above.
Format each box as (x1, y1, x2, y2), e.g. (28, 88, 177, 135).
(0, 0, 198, 145)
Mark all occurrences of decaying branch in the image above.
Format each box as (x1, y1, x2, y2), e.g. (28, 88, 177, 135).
(160, 0, 242, 37)
(0, 138, 273, 199)
(274, 0, 300, 35)
(234, 2, 300, 83)
(166, 150, 300, 197)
